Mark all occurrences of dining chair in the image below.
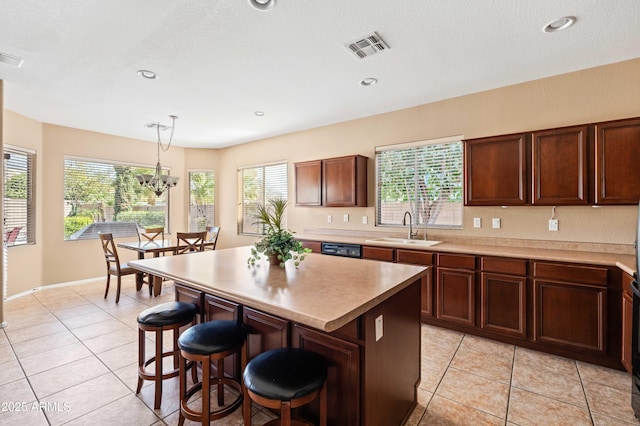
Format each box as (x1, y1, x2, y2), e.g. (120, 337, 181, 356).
(141, 226, 165, 243)
(204, 226, 220, 250)
(175, 231, 207, 254)
(98, 233, 141, 303)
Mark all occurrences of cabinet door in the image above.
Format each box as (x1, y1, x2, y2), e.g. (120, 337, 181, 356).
(622, 272, 634, 373)
(481, 272, 527, 338)
(397, 249, 434, 319)
(204, 294, 241, 378)
(595, 117, 640, 204)
(292, 324, 360, 426)
(322, 155, 367, 207)
(295, 160, 322, 206)
(437, 267, 475, 326)
(299, 239, 322, 252)
(362, 245, 395, 262)
(533, 279, 606, 354)
(242, 307, 289, 362)
(175, 283, 203, 323)
(532, 125, 591, 205)
(465, 133, 530, 205)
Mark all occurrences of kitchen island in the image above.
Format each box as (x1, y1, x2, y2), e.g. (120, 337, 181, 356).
(129, 246, 427, 425)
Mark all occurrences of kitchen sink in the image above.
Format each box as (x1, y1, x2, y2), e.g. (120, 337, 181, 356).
(364, 237, 442, 247)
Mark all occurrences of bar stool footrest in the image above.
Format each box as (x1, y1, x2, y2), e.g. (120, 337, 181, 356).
(181, 377, 243, 422)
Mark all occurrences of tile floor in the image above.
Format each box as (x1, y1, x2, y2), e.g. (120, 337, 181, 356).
(0, 276, 638, 425)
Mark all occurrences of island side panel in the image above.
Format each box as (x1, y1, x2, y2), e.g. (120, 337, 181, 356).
(363, 278, 421, 426)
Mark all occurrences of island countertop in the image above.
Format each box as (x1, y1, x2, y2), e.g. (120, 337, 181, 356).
(129, 246, 427, 332)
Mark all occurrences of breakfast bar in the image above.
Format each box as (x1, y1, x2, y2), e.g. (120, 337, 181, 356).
(129, 246, 427, 425)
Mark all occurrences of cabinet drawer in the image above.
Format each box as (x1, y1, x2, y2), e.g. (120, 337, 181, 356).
(533, 262, 607, 286)
(397, 249, 433, 266)
(363, 246, 395, 262)
(437, 253, 476, 270)
(481, 257, 527, 275)
(299, 239, 322, 252)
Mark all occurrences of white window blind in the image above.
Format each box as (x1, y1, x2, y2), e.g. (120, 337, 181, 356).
(376, 138, 463, 228)
(189, 170, 215, 232)
(238, 162, 288, 235)
(63, 158, 170, 240)
(3, 147, 36, 246)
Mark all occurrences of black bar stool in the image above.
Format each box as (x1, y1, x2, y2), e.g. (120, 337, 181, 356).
(242, 347, 328, 426)
(177, 320, 247, 425)
(136, 301, 198, 409)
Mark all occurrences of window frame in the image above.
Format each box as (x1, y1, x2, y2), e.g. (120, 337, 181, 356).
(63, 156, 173, 241)
(375, 135, 464, 230)
(188, 169, 215, 232)
(237, 161, 288, 236)
(3, 145, 36, 247)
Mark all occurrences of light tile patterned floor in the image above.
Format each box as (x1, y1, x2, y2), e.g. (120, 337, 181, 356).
(0, 276, 638, 425)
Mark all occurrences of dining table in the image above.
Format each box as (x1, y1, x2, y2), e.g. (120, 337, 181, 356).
(118, 238, 214, 296)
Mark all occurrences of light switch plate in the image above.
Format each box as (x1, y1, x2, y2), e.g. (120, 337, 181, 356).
(549, 219, 559, 231)
(473, 217, 481, 228)
(492, 218, 501, 229)
(362, 216, 368, 225)
(375, 315, 383, 341)
(343, 214, 349, 222)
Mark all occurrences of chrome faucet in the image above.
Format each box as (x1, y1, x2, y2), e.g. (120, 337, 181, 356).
(402, 211, 419, 240)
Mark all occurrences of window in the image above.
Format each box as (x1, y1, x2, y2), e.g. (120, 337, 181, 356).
(3, 147, 36, 246)
(189, 170, 215, 232)
(238, 162, 288, 235)
(63, 158, 170, 240)
(376, 136, 463, 228)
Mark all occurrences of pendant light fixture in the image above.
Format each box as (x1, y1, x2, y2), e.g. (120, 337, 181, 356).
(136, 115, 179, 196)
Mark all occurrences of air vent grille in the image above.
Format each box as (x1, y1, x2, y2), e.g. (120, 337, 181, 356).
(0, 51, 24, 67)
(344, 32, 389, 59)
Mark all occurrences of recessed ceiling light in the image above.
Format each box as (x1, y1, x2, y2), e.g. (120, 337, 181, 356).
(360, 78, 378, 86)
(137, 69, 159, 79)
(249, 0, 276, 11)
(254, 111, 265, 116)
(543, 16, 576, 33)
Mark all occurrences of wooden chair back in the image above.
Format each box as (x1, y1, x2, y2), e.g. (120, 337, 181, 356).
(99, 233, 122, 273)
(175, 231, 207, 254)
(205, 226, 220, 250)
(141, 226, 165, 243)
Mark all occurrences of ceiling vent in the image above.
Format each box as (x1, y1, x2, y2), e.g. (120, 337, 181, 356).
(344, 32, 389, 59)
(0, 51, 24, 67)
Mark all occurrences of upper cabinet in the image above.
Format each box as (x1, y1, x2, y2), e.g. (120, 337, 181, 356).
(465, 117, 640, 206)
(295, 155, 368, 207)
(532, 125, 592, 205)
(595, 117, 640, 205)
(464, 133, 530, 206)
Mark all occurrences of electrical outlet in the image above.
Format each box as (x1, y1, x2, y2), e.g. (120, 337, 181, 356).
(343, 214, 349, 222)
(362, 216, 368, 225)
(473, 217, 481, 228)
(327, 215, 332, 223)
(549, 219, 559, 231)
(492, 218, 501, 229)
(375, 315, 383, 341)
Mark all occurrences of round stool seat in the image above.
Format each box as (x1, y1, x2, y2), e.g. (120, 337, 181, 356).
(178, 320, 247, 355)
(137, 301, 197, 327)
(244, 348, 328, 401)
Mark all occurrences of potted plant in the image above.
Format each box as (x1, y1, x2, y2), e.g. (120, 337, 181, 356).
(247, 198, 311, 267)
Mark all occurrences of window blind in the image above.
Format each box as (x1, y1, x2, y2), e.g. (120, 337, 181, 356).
(189, 170, 215, 232)
(376, 139, 463, 228)
(63, 158, 170, 240)
(3, 148, 36, 246)
(238, 162, 288, 235)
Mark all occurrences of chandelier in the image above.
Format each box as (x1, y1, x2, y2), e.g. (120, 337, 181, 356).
(136, 115, 179, 196)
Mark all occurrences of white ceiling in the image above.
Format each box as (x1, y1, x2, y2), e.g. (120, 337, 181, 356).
(1, 0, 639, 148)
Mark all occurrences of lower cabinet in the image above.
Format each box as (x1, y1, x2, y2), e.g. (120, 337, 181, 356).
(533, 261, 608, 355)
(175, 283, 203, 323)
(436, 253, 476, 327)
(204, 294, 241, 378)
(243, 307, 289, 362)
(292, 324, 361, 426)
(622, 272, 634, 373)
(396, 249, 434, 319)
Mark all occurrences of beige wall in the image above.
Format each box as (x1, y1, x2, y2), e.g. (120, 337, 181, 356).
(2, 58, 640, 296)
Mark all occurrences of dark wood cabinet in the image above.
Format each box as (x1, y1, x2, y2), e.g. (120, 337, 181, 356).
(464, 133, 530, 206)
(175, 283, 204, 323)
(595, 117, 640, 204)
(298, 239, 322, 253)
(362, 245, 395, 262)
(436, 253, 477, 326)
(622, 272, 634, 373)
(533, 262, 608, 354)
(242, 307, 289, 362)
(295, 160, 322, 206)
(203, 294, 241, 378)
(480, 257, 527, 338)
(323, 155, 368, 207)
(292, 324, 361, 426)
(294, 155, 368, 207)
(397, 249, 434, 319)
(532, 125, 592, 205)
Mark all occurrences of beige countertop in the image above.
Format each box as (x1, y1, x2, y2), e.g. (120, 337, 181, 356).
(295, 232, 637, 276)
(129, 246, 427, 332)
